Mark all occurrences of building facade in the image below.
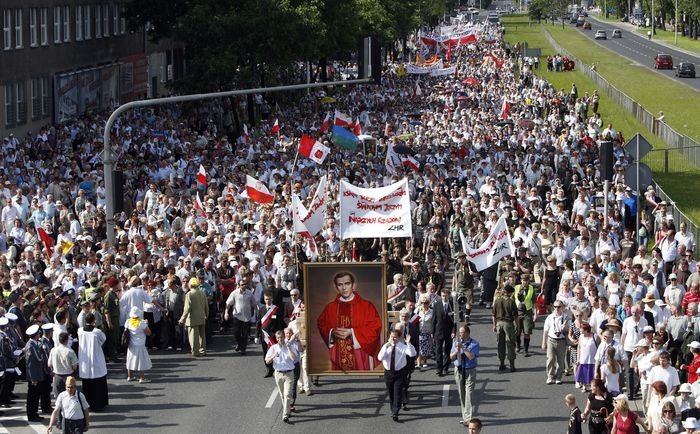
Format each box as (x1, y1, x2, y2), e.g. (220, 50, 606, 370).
(1, 0, 184, 139)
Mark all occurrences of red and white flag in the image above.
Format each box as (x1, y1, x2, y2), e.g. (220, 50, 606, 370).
(299, 135, 330, 164)
(384, 122, 391, 137)
(320, 113, 331, 133)
(197, 165, 207, 185)
(245, 175, 274, 204)
(261, 329, 276, 347)
(243, 124, 251, 143)
(499, 97, 510, 120)
(194, 192, 207, 217)
(270, 119, 280, 136)
(352, 118, 362, 136)
(409, 313, 420, 326)
(334, 110, 352, 128)
(402, 155, 420, 172)
(35, 222, 53, 257)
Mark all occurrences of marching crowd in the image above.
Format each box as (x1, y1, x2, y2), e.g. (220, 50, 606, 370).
(0, 13, 695, 434)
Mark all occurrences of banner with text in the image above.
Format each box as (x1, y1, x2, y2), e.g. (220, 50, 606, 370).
(292, 175, 327, 236)
(339, 179, 412, 239)
(460, 215, 514, 271)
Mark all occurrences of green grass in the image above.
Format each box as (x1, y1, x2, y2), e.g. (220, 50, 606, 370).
(589, 11, 700, 55)
(502, 15, 700, 224)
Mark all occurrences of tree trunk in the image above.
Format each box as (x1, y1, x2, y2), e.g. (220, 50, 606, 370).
(319, 57, 328, 82)
(229, 96, 241, 146)
(246, 94, 255, 126)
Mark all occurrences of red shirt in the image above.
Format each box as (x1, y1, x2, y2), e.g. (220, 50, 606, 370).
(682, 291, 700, 315)
(613, 410, 638, 434)
(684, 354, 700, 384)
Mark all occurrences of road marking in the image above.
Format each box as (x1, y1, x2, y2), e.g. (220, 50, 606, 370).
(0, 425, 9, 434)
(27, 421, 46, 434)
(265, 388, 279, 408)
(442, 384, 450, 407)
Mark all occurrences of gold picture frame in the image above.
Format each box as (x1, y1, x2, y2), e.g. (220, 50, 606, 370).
(304, 262, 387, 376)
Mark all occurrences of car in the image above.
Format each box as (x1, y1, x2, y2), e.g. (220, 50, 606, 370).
(676, 62, 696, 78)
(583, 22, 592, 30)
(594, 30, 607, 39)
(576, 16, 585, 26)
(612, 29, 622, 38)
(654, 54, 673, 69)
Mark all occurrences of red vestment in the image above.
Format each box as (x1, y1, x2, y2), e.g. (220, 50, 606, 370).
(317, 292, 382, 371)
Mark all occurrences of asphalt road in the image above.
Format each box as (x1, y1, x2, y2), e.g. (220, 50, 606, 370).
(571, 16, 700, 90)
(1, 288, 595, 434)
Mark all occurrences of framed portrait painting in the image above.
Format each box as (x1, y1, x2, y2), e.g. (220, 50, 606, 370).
(304, 262, 387, 376)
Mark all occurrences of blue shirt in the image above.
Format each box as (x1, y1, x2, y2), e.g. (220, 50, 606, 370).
(451, 338, 480, 369)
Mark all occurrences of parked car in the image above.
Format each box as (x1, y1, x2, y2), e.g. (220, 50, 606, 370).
(654, 54, 673, 69)
(583, 22, 592, 30)
(676, 62, 696, 78)
(612, 29, 622, 38)
(594, 30, 607, 39)
(576, 16, 585, 26)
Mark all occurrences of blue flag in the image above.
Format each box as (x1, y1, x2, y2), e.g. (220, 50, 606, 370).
(331, 125, 359, 151)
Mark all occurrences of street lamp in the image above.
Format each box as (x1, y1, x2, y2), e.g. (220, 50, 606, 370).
(674, 0, 678, 45)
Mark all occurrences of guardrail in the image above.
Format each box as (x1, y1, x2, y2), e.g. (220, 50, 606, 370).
(539, 27, 700, 247)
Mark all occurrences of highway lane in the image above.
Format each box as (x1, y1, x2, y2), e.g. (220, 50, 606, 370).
(571, 16, 700, 90)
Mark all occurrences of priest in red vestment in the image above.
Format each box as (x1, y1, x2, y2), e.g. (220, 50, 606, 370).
(317, 271, 383, 371)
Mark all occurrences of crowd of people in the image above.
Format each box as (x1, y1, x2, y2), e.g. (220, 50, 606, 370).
(0, 11, 695, 433)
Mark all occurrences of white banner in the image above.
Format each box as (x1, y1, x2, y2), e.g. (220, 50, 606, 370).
(430, 66, 457, 77)
(292, 175, 327, 236)
(339, 179, 412, 239)
(461, 215, 514, 271)
(405, 61, 444, 75)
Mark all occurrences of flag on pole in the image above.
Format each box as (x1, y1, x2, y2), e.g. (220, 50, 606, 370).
(270, 119, 280, 136)
(194, 192, 206, 217)
(498, 97, 510, 120)
(331, 125, 359, 151)
(384, 122, 391, 137)
(261, 329, 276, 347)
(402, 155, 420, 171)
(320, 113, 331, 133)
(197, 165, 207, 185)
(245, 175, 274, 204)
(299, 135, 330, 164)
(243, 124, 251, 143)
(35, 222, 53, 257)
(385, 143, 402, 176)
(352, 118, 362, 136)
(299, 134, 316, 157)
(60, 240, 74, 255)
(334, 110, 352, 128)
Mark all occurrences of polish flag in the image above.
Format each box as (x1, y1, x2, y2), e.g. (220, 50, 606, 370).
(194, 192, 206, 217)
(384, 122, 391, 137)
(409, 313, 420, 326)
(270, 119, 280, 136)
(262, 329, 277, 347)
(320, 113, 331, 133)
(402, 155, 420, 172)
(499, 97, 510, 120)
(243, 124, 251, 143)
(353, 118, 362, 136)
(334, 110, 352, 128)
(245, 175, 274, 204)
(35, 222, 53, 257)
(197, 165, 207, 185)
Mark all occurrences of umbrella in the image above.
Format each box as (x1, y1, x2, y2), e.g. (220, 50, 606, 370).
(462, 77, 480, 86)
(393, 144, 416, 155)
(396, 133, 415, 140)
(320, 96, 336, 104)
(518, 119, 536, 130)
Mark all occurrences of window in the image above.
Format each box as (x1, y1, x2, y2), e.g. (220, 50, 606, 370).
(63, 5, 70, 42)
(75, 5, 82, 41)
(41, 77, 50, 117)
(29, 8, 37, 47)
(120, 4, 125, 34)
(40, 8, 48, 45)
(3, 10, 11, 50)
(113, 4, 118, 36)
(102, 4, 109, 37)
(53, 6, 61, 43)
(16, 81, 26, 125)
(31, 78, 40, 120)
(94, 5, 101, 38)
(83, 5, 90, 39)
(14, 8, 22, 49)
(5, 82, 15, 127)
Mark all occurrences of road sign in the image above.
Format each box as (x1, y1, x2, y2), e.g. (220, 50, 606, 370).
(624, 163, 653, 192)
(624, 133, 653, 161)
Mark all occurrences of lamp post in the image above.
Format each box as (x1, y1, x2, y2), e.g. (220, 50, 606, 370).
(674, 0, 678, 45)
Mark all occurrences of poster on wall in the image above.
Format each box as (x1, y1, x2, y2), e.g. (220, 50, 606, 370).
(54, 73, 79, 123)
(304, 262, 387, 376)
(119, 54, 148, 102)
(79, 69, 101, 114)
(100, 65, 120, 110)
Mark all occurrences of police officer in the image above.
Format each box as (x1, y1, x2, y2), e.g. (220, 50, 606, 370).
(453, 252, 475, 324)
(492, 285, 518, 372)
(514, 274, 536, 357)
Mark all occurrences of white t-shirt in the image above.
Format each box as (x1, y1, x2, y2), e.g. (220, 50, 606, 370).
(600, 364, 621, 393)
(647, 365, 680, 394)
(55, 390, 89, 420)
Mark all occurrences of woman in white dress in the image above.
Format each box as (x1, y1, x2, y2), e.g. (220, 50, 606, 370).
(125, 306, 152, 383)
(77, 312, 108, 410)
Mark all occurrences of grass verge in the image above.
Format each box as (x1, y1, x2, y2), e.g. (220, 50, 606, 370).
(502, 15, 700, 224)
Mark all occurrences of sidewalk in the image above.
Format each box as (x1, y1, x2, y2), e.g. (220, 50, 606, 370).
(588, 13, 700, 60)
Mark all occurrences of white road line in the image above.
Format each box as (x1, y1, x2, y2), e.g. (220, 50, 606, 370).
(0, 425, 9, 434)
(265, 388, 280, 408)
(27, 421, 46, 434)
(441, 384, 450, 407)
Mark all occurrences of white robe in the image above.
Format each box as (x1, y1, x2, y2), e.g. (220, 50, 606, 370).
(77, 328, 107, 379)
(119, 286, 153, 325)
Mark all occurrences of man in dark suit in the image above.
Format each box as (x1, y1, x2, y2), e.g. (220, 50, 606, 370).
(394, 308, 420, 410)
(432, 288, 456, 376)
(258, 290, 285, 377)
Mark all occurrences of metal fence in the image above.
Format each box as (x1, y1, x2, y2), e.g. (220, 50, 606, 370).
(540, 27, 700, 239)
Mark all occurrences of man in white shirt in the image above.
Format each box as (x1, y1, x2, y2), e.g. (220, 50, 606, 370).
(620, 309, 648, 397)
(541, 302, 570, 384)
(378, 328, 417, 422)
(594, 328, 627, 382)
(265, 329, 299, 423)
(647, 351, 680, 404)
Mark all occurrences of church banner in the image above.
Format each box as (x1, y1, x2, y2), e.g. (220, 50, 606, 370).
(304, 262, 387, 376)
(339, 179, 412, 239)
(461, 215, 515, 271)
